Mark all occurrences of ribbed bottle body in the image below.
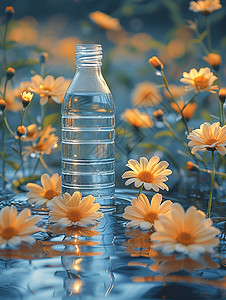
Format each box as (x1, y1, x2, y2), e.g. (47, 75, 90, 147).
(61, 92, 115, 206)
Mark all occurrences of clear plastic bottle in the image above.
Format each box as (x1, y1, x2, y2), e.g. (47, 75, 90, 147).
(61, 44, 115, 206)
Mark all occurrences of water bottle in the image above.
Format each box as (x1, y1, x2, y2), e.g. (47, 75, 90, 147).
(61, 44, 115, 206)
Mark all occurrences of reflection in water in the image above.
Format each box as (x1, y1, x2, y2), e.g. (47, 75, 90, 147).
(0, 194, 225, 299)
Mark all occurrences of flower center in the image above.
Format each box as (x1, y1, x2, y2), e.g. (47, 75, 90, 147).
(144, 211, 159, 223)
(177, 232, 193, 245)
(206, 138, 217, 145)
(1, 226, 17, 239)
(44, 189, 58, 200)
(68, 208, 82, 222)
(138, 171, 154, 183)
(193, 75, 209, 90)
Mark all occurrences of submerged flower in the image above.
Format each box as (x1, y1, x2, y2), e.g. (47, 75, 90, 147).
(48, 192, 103, 227)
(189, 0, 222, 15)
(171, 100, 197, 120)
(203, 53, 221, 71)
(23, 125, 58, 156)
(151, 203, 220, 259)
(187, 122, 226, 155)
(122, 156, 172, 192)
(132, 82, 162, 107)
(123, 193, 172, 230)
(26, 173, 62, 207)
(89, 11, 121, 31)
(122, 108, 153, 128)
(29, 75, 67, 105)
(180, 67, 218, 93)
(0, 206, 45, 248)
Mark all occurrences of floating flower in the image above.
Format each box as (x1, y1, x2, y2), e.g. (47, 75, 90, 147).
(23, 125, 58, 156)
(151, 203, 220, 259)
(48, 192, 103, 227)
(0, 206, 45, 248)
(132, 82, 162, 107)
(189, 0, 222, 15)
(203, 53, 221, 71)
(187, 122, 226, 155)
(29, 75, 68, 105)
(26, 173, 62, 207)
(21, 91, 33, 108)
(121, 108, 153, 128)
(89, 11, 121, 31)
(122, 156, 172, 191)
(164, 84, 186, 100)
(148, 56, 164, 71)
(180, 67, 218, 93)
(171, 100, 197, 120)
(123, 193, 172, 230)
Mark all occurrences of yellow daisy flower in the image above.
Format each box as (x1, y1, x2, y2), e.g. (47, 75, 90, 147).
(21, 91, 33, 108)
(131, 82, 162, 107)
(123, 193, 172, 230)
(29, 74, 68, 105)
(151, 203, 220, 259)
(26, 173, 62, 207)
(23, 125, 58, 156)
(121, 108, 153, 128)
(89, 11, 121, 31)
(122, 156, 172, 191)
(187, 122, 226, 155)
(48, 192, 103, 227)
(180, 67, 218, 93)
(189, 0, 222, 15)
(0, 206, 45, 248)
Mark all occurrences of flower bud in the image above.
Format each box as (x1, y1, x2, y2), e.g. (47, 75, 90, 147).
(153, 109, 164, 122)
(6, 67, 15, 80)
(187, 161, 196, 171)
(17, 125, 27, 137)
(0, 99, 6, 112)
(21, 91, 33, 108)
(218, 88, 226, 104)
(5, 6, 15, 21)
(148, 56, 164, 71)
(203, 53, 221, 72)
(39, 52, 49, 64)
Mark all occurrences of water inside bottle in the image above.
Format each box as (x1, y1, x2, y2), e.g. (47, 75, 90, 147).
(61, 92, 115, 206)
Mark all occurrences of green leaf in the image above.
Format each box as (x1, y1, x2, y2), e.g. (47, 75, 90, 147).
(43, 113, 59, 128)
(154, 130, 173, 139)
(12, 175, 41, 189)
(5, 160, 20, 170)
(0, 152, 10, 160)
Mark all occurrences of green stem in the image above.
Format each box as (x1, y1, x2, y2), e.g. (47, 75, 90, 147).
(21, 107, 27, 125)
(18, 137, 25, 176)
(221, 102, 225, 126)
(0, 21, 9, 81)
(206, 15, 211, 51)
(3, 111, 16, 139)
(182, 93, 197, 111)
(137, 183, 144, 197)
(161, 71, 190, 134)
(1, 115, 6, 187)
(192, 162, 226, 178)
(194, 27, 209, 56)
(32, 158, 40, 174)
(40, 155, 53, 174)
(207, 151, 215, 218)
(40, 62, 45, 77)
(40, 104, 47, 128)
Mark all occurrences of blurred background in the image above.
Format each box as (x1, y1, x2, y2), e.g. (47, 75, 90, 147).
(1, 0, 225, 190)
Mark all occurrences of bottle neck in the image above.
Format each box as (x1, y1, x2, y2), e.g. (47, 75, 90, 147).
(76, 44, 102, 69)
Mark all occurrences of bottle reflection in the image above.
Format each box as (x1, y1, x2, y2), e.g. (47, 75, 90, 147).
(60, 211, 116, 298)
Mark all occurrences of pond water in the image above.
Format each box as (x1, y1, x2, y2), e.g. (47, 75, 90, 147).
(0, 187, 225, 300)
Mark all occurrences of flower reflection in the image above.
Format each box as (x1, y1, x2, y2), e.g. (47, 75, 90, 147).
(48, 224, 100, 238)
